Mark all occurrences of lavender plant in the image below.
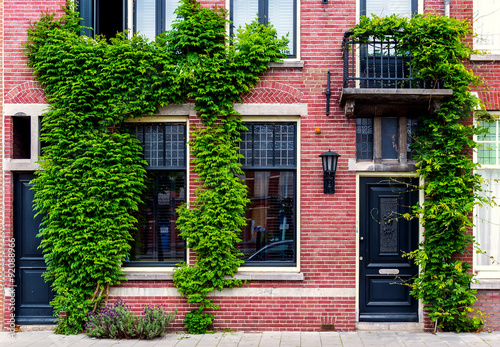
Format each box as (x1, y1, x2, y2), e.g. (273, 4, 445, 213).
(84, 298, 176, 339)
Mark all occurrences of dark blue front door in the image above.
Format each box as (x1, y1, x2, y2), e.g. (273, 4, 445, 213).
(359, 177, 419, 322)
(14, 173, 54, 324)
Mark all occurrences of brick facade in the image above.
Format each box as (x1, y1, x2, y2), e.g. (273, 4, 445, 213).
(1, 0, 499, 333)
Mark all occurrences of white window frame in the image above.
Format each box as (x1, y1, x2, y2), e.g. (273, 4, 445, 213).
(474, 113, 500, 279)
(123, 104, 191, 274)
(226, 0, 301, 61)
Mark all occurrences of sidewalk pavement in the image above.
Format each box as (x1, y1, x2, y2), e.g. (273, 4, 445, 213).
(2, 330, 500, 347)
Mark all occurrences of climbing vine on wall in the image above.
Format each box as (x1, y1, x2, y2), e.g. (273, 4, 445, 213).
(351, 14, 492, 331)
(26, 0, 287, 334)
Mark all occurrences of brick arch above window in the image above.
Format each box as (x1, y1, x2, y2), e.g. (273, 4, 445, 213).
(5, 82, 46, 104)
(241, 82, 303, 104)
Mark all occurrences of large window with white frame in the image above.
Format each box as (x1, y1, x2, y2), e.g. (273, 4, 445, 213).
(77, 0, 180, 40)
(238, 123, 297, 265)
(475, 119, 500, 277)
(126, 123, 187, 265)
(230, 0, 297, 58)
(473, 0, 500, 55)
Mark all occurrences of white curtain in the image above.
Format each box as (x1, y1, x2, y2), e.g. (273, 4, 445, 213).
(476, 169, 500, 266)
(366, 0, 412, 17)
(232, 0, 259, 34)
(136, 0, 156, 40)
(165, 0, 181, 31)
(269, 0, 294, 55)
(474, 0, 500, 54)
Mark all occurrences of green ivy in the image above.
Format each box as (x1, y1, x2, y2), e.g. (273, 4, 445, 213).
(25, 0, 287, 334)
(351, 14, 492, 332)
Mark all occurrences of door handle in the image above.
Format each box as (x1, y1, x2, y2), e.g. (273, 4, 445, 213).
(360, 236, 364, 241)
(359, 256, 363, 260)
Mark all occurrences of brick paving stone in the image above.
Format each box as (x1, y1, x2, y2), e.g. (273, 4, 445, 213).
(318, 332, 342, 346)
(194, 333, 223, 347)
(258, 332, 281, 347)
(0, 331, 498, 346)
(236, 333, 262, 347)
(172, 334, 203, 347)
(300, 332, 322, 347)
(338, 332, 363, 347)
(357, 331, 381, 346)
(376, 331, 406, 345)
(50, 334, 88, 346)
(278, 331, 300, 347)
(217, 332, 244, 347)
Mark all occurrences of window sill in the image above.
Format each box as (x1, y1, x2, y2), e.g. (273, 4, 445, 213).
(123, 271, 304, 281)
(124, 271, 174, 281)
(228, 271, 304, 281)
(348, 158, 416, 172)
(471, 279, 500, 290)
(470, 54, 500, 62)
(269, 60, 304, 69)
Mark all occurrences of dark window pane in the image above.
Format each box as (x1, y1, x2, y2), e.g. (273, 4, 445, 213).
(134, 123, 186, 169)
(356, 118, 373, 160)
(407, 118, 419, 160)
(381, 118, 399, 159)
(129, 171, 186, 263)
(240, 123, 296, 169)
(79, 0, 124, 38)
(13, 116, 31, 159)
(97, 0, 124, 38)
(240, 170, 295, 264)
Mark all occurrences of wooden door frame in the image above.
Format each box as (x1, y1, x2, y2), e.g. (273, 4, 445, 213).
(355, 172, 424, 325)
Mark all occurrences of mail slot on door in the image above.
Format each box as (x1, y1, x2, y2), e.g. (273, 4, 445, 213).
(379, 269, 400, 275)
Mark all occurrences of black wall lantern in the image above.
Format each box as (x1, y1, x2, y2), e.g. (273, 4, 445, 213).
(319, 149, 340, 194)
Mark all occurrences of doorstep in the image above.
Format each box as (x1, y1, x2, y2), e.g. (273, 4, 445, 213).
(16, 325, 56, 332)
(356, 322, 424, 331)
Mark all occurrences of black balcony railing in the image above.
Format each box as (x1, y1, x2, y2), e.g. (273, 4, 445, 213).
(342, 31, 444, 89)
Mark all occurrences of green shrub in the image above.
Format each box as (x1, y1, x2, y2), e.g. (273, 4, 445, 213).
(183, 310, 214, 334)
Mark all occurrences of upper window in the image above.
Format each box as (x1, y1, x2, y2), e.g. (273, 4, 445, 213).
(360, 0, 417, 17)
(127, 123, 186, 266)
(78, 0, 179, 40)
(356, 117, 418, 162)
(475, 120, 500, 277)
(230, 0, 297, 58)
(474, 0, 500, 54)
(239, 123, 297, 266)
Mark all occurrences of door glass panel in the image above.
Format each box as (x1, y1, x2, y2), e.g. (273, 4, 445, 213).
(379, 197, 399, 254)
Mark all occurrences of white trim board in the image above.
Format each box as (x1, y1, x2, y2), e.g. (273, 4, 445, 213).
(110, 287, 356, 298)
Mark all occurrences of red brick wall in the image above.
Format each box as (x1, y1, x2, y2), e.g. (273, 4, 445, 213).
(0, 0, 3, 330)
(476, 291, 500, 331)
(4, 0, 500, 333)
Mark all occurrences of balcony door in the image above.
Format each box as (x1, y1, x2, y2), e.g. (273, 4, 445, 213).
(359, 0, 418, 88)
